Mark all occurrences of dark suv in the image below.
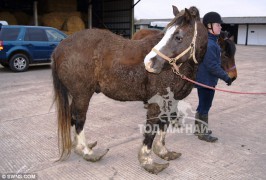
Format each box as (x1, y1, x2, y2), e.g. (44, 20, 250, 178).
(0, 25, 67, 72)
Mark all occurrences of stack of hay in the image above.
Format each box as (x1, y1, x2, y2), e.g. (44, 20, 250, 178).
(42, 11, 85, 35)
(40, 0, 85, 34)
(0, 0, 86, 34)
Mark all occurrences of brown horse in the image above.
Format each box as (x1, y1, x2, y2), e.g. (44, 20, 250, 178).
(52, 6, 208, 174)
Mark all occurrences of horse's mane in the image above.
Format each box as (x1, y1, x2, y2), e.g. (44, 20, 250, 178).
(166, 11, 185, 29)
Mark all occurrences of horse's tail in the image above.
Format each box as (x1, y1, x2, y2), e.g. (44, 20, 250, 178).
(51, 52, 72, 161)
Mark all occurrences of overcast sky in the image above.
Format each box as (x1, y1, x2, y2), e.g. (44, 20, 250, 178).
(134, 0, 266, 19)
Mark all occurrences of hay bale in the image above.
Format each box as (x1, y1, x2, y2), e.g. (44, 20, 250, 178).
(13, 11, 30, 25)
(41, 11, 83, 30)
(62, 16, 85, 33)
(0, 11, 17, 25)
(42, 12, 66, 29)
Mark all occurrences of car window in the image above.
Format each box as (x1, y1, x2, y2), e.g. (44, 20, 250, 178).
(45, 29, 66, 42)
(24, 28, 48, 41)
(0, 28, 20, 40)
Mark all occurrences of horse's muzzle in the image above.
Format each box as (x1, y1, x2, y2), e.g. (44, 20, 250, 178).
(144, 60, 162, 74)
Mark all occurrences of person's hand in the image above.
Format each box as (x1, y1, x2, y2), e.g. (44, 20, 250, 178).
(226, 78, 232, 86)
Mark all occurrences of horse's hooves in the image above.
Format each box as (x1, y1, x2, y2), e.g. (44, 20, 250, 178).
(87, 141, 97, 149)
(142, 162, 169, 174)
(83, 149, 109, 162)
(160, 151, 182, 161)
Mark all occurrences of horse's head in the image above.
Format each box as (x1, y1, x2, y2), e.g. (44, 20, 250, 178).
(219, 31, 237, 81)
(144, 6, 208, 74)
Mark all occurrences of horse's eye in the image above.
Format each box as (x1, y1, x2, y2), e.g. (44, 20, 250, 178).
(175, 36, 183, 42)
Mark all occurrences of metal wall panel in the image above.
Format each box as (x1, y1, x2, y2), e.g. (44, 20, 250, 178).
(237, 24, 266, 45)
(237, 25, 247, 45)
(102, 0, 133, 37)
(248, 25, 266, 45)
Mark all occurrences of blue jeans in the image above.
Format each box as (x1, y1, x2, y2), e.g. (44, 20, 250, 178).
(196, 87, 215, 116)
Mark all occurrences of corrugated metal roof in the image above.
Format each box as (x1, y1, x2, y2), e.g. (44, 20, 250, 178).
(135, 17, 266, 25)
(135, 18, 172, 25)
(222, 17, 266, 24)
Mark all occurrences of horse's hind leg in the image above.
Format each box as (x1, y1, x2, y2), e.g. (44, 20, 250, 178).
(138, 105, 169, 174)
(152, 116, 182, 161)
(71, 94, 108, 162)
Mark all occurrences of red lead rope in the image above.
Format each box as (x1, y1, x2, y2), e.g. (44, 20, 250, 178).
(181, 75, 266, 95)
(170, 63, 266, 95)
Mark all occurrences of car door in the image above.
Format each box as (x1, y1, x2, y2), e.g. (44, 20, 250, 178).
(23, 27, 54, 62)
(44, 28, 66, 50)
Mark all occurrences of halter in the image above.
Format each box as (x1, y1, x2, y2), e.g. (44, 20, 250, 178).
(152, 21, 198, 69)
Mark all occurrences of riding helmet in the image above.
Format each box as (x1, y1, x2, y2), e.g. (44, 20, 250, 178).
(203, 12, 223, 26)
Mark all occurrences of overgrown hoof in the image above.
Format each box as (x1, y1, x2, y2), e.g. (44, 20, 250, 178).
(83, 149, 109, 162)
(153, 148, 182, 161)
(158, 151, 182, 161)
(87, 141, 97, 149)
(74, 141, 98, 156)
(156, 151, 182, 161)
(142, 162, 169, 174)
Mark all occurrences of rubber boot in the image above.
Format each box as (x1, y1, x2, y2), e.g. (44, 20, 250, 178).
(197, 114, 218, 142)
(194, 112, 212, 135)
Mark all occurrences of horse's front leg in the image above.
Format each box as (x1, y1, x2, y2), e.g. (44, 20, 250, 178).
(138, 106, 169, 174)
(138, 121, 169, 174)
(152, 118, 182, 161)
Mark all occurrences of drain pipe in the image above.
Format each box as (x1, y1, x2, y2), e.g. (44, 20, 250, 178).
(33, 1, 38, 26)
(88, 0, 92, 29)
(131, 0, 142, 37)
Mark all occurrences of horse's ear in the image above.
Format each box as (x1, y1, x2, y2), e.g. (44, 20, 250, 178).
(172, 5, 179, 16)
(229, 35, 234, 42)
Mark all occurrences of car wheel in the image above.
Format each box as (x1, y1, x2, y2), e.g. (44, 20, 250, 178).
(9, 54, 29, 72)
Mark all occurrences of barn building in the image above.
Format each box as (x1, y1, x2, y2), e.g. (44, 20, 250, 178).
(135, 17, 266, 46)
(1, 0, 266, 45)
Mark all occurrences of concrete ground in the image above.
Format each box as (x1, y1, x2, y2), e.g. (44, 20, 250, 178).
(0, 45, 266, 180)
